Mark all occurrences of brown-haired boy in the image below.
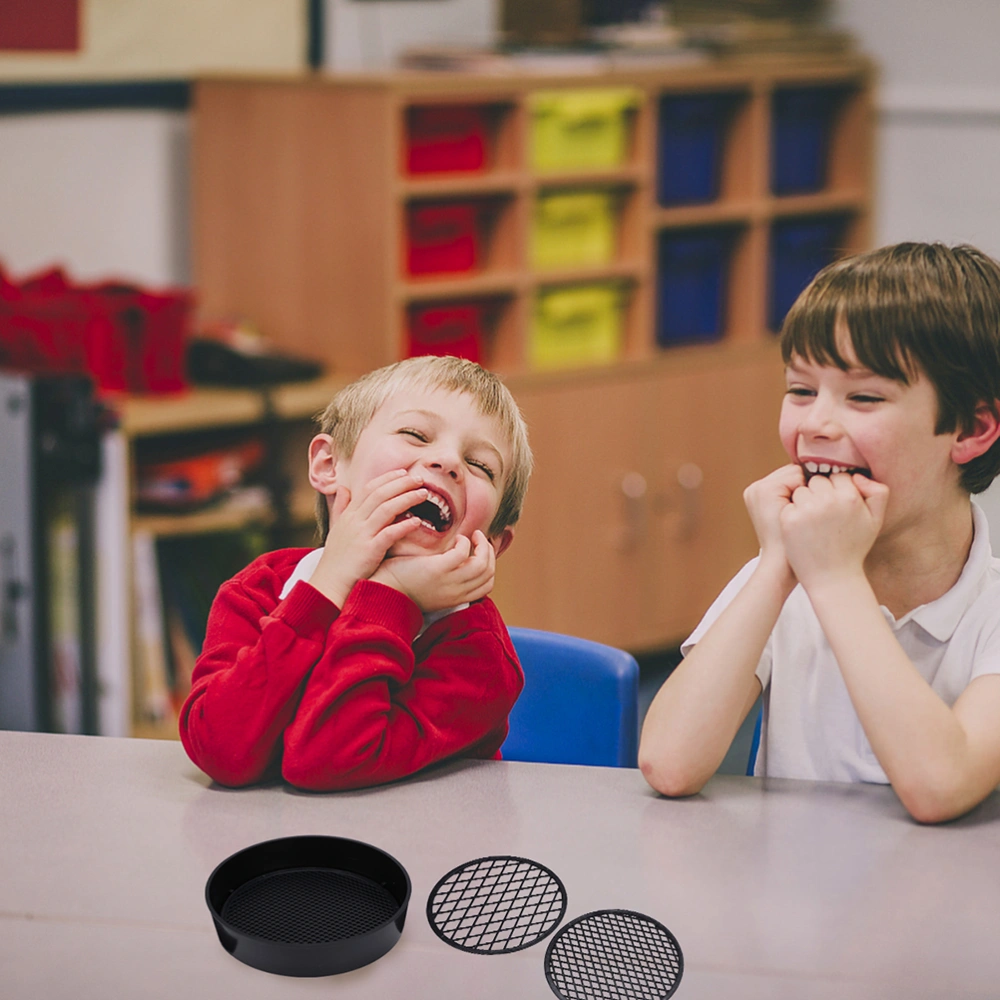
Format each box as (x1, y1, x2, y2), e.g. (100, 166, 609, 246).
(640, 242, 1000, 823)
(180, 355, 532, 791)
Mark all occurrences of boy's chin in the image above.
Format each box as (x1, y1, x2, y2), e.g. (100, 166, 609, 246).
(386, 533, 452, 558)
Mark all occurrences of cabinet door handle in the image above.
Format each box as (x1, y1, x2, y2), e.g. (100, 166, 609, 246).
(618, 471, 647, 551)
(676, 462, 703, 540)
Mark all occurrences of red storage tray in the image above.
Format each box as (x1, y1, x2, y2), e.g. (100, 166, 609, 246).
(406, 202, 482, 276)
(406, 105, 488, 175)
(407, 301, 485, 362)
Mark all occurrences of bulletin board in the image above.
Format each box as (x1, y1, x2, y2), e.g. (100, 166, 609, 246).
(0, 0, 307, 82)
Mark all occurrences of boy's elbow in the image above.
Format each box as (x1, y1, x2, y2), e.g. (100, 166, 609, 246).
(892, 765, 984, 825)
(896, 783, 983, 825)
(898, 789, 964, 825)
(194, 755, 262, 788)
(638, 749, 706, 799)
(281, 751, 335, 792)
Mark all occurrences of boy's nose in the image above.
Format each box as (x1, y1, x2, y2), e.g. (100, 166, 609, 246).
(425, 448, 462, 480)
(799, 396, 841, 438)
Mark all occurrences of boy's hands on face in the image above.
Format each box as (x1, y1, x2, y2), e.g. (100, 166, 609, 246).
(370, 529, 497, 613)
(743, 464, 805, 586)
(780, 471, 889, 590)
(309, 469, 429, 607)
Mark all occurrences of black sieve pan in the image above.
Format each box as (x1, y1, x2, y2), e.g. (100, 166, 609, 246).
(205, 835, 411, 977)
(544, 908, 684, 1000)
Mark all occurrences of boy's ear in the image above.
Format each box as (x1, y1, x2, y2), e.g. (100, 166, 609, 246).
(308, 433, 340, 495)
(490, 526, 514, 558)
(953, 401, 1000, 465)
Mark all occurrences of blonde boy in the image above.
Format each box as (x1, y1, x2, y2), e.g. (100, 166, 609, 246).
(640, 243, 1000, 823)
(181, 356, 532, 791)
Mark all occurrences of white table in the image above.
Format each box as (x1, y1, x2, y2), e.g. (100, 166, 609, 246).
(2, 731, 999, 999)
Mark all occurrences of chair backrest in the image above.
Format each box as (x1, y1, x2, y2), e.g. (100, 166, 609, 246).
(502, 627, 639, 768)
(747, 705, 763, 776)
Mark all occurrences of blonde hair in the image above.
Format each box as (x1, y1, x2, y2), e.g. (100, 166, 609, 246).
(315, 356, 532, 540)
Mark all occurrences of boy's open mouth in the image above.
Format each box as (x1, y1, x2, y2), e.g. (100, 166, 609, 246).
(801, 461, 872, 481)
(398, 491, 453, 533)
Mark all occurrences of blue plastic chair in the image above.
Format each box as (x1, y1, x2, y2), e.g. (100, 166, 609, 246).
(501, 627, 640, 767)
(747, 705, 763, 776)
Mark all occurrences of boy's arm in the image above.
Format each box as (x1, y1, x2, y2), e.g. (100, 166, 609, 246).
(178, 574, 338, 787)
(280, 581, 523, 791)
(638, 559, 788, 796)
(784, 473, 1000, 822)
(639, 464, 803, 797)
(801, 572, 1000, 823)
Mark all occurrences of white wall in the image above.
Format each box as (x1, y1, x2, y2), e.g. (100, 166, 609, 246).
(0, 110, 190, 287)
(831, 0, 1000, 536)
(325, 0, 496, 71)
(834, 0, 1000, 258)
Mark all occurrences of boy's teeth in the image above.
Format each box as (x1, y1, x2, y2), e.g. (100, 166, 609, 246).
(427, 491, 452, 523)
(803, 461, 857, 476)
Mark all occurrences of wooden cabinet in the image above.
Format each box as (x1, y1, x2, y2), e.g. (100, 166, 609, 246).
(495, 344, 787, 651)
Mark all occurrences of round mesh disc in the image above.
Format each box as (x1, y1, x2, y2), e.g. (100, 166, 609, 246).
(544, 909, 684, 1000)
(426, 855, 567, 954)
(221, 867, 399, 944)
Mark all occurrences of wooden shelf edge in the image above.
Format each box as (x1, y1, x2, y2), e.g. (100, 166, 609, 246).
(767, 189, 869, 217)
(397, 272, 525, 301)
(397, 171, 523, 198)
(115, 387, 265, 437)
(528, 261, 648, 287)
(132, 491, 275, 537)
(501, 335, 782, 390)
(528, 165, 652, 189)
(652, 201, 757, 228)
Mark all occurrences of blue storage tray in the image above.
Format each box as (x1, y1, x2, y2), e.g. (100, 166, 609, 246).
(771, 87, 846, 195)
(657, 228, 737, 346)
(769, 216, 847, 330)
(658, 93, 740, 206)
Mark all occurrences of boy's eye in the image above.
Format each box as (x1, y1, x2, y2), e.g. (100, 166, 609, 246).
(468, 458, 495, 482)
(399, 428, 428, 441)
(785, 386, 815, 398)
(850, 394, 884, 404)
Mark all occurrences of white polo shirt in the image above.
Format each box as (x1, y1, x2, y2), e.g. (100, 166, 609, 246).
(682, 502, 1000, 783)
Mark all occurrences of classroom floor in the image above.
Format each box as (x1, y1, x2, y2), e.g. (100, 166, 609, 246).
(636, 648, 759, 777)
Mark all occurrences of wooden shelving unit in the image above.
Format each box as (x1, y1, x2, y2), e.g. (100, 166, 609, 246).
(115, 54, 875, 740)
(193, 57, 873, 376)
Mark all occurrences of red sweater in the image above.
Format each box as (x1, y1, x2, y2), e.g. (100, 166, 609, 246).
(179, 548, 523, 791)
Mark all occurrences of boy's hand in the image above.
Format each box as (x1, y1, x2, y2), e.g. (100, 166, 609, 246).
(780, 472, 889, 590)
(308, 469, 429, 607)
(371, 530, 496, 613)
(743, 464, 804, 585)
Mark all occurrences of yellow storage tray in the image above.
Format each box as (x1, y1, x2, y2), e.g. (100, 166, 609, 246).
(531, 189, 617, 270)
(530, 282, 624, 370)
(529, 87, 643, 172)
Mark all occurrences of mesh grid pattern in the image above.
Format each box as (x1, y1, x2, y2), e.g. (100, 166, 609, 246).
(221, 867, 399, 944)
(426, 855, 567, 954)
(544, 909, 683, 1000)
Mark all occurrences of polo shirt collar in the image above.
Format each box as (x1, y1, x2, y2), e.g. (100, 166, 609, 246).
(898, 501, 994, 642)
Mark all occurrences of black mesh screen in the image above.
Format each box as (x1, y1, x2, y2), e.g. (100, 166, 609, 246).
(544, 909, 684, 1000)
(221, 867, 399, 944)
(426, 855, 567, 954)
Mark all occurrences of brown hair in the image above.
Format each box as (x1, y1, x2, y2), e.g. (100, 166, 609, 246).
(780, 242, 1000, 493)
(314, 355, 532, 540)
